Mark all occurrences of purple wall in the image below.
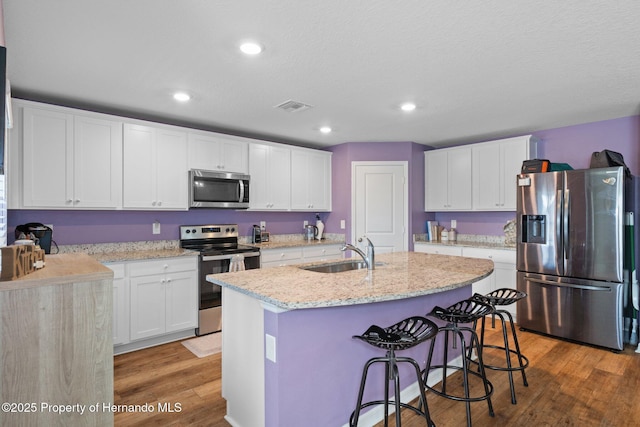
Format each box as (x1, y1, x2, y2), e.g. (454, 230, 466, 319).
(326, 141, 431, 250)
(264, 285, 470, 426)
(8, 115, 640, 245)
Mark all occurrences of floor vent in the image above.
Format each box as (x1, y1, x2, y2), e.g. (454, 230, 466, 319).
(274, 100, 313, 113)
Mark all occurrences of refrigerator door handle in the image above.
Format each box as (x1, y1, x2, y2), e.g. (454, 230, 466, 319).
(528, 277, 613, 292)
(563, 189, 570, 262)
(556, 189, 565, 269)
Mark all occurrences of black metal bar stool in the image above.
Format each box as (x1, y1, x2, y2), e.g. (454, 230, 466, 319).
(472, 288, 529, 404)
(350, 316, 438, 427)
(423, 298, 495, 427)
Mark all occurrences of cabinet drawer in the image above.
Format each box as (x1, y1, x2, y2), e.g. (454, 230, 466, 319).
(415, 243, 463, 256)
(260, 248, 303, 264)
(127, 257, 197, 277)
(303, 245, 343, 260)
(462, 247, 515, 264)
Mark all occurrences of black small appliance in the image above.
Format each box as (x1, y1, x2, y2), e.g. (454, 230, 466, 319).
(15, 223, 55, 254)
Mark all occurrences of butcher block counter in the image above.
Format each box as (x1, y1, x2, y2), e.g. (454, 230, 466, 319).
(209, 251, 493, 427)
(0, 253, 114, 427)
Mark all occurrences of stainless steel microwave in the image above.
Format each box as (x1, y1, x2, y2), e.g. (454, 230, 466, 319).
(189, 169, 250, 209)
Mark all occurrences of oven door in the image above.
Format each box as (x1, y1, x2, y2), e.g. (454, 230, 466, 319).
(199, 252, 260, 309)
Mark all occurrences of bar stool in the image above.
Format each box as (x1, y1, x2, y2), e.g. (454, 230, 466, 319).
(423, 298, 495, 427)
(350, 316, 438, 427)
(472, 288, 529, 404)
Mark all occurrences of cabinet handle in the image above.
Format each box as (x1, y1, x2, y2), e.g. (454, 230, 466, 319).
(157, 201, 162, 206)
(152, 201, 157, 206)
(66, 199, 73, 204)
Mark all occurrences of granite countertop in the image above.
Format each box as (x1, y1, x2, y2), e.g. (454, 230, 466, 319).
(249, 237, 345, 250)
(55, 240, 198, 263)
(208, 251, 494, 310)
(91, 248, 197, 263)
(413, 234, 516, 251)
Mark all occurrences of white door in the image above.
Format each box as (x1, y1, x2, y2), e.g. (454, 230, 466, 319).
(352, 162, 408, 254)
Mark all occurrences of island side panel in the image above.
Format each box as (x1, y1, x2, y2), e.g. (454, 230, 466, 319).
(264, 285, 470, 427)
(221, 287, 266, 427)
(0, 279, 113, 427)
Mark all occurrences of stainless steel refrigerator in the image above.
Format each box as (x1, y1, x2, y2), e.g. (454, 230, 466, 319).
(516, 166, 626, 350)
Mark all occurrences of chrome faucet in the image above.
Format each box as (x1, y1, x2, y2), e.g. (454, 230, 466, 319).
(341, 236, 375, 270)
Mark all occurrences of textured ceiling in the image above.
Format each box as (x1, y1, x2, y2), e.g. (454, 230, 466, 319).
(4, 1, 640, 149)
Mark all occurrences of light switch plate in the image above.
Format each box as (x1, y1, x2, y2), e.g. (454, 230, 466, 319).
(152, 221, 161, 235)
(451, 220, 457, 228)
(340, 220, 346, 229)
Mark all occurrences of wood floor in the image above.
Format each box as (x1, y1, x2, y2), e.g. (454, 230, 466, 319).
(114, 324, 640, 427)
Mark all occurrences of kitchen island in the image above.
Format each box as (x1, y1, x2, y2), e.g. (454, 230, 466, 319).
(209, 251, 493, 427)
(0, 253, 114, 427)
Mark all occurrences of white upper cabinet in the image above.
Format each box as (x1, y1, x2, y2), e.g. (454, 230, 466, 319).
(123, 123, 188, 210)
(472, 135, 537, 210)
(187, 132, 248, 173)
(290, 148, 332, 211)
(249, 143, 291, 210)
(425, 146, 472, 211)
(21, 105, 122, 209)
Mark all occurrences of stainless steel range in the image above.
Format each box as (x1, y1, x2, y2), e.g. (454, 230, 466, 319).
(180, 224, 260, 336)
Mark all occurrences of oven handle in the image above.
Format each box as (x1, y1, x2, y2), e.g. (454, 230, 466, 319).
(201, 252, 260, 262)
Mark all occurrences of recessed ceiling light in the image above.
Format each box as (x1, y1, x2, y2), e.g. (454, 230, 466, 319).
(400, 102, 416, 112)
(173, 92, 191, 102)
(240, 42, 263, 55)
(319, 126, 332, 134)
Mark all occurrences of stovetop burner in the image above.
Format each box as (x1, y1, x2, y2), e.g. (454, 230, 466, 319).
(179, 224, 259, 256)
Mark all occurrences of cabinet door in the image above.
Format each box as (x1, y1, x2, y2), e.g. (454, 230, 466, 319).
(123, 124, 155, 208)
(105, 263, 128, 346)
(155, 129, 187, 209)
(307, 151, 331, 210)
(447, 147, 472, 210)
(501, 141, 528, 210)
(188, 133, 222, 170)
(74, 116, 122, 208)
(249, 144, 271, 209)
(290, 150, 309, 210)
(220, 138, 248, 173)
(472, 143, 501, 210)
(22, 107, 73, 207)
(129, 274, 166, 340)
(165, 270, 198, 333)
(249, 144, 291, 210)
(425, 150, 448, 210)
(267, 145, 291, 210)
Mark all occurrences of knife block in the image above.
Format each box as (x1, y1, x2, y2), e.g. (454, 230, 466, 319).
(0, 244, 46, 281)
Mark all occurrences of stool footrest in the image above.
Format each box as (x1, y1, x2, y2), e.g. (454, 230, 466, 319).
(425, 365, 494, 403)
(475, 344, 530, 373)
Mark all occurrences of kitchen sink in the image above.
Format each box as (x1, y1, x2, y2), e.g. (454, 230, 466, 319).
(300, 260, 368, 273)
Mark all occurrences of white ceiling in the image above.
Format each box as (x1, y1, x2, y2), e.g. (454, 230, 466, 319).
(4, 1, 640, 149)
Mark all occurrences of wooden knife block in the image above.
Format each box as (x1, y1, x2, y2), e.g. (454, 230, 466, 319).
(0, 245, 46, 281)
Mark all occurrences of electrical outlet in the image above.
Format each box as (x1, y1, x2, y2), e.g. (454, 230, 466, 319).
(265, 334, 276, 362)
(451, 219, 457, 228)
(152, 221, 161, 235)
(303, 220, 308, 228)
(340, 220, 346, 230)
(260, 221, 266, 230)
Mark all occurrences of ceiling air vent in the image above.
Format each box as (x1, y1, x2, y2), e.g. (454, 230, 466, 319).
(274, 100, 313, 113)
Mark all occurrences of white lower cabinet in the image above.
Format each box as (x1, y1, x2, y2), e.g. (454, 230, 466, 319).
(106, 263, 129, 346)
(261, 245, 344, 269)
(129, 257, 198, 341)
(105, 256, 198, 351)
(414, 243, 518, 319)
